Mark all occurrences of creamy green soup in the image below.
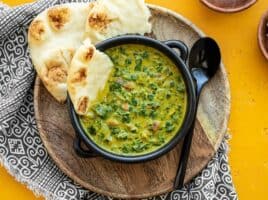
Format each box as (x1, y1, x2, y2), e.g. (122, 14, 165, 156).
(80, 44, 187, 155)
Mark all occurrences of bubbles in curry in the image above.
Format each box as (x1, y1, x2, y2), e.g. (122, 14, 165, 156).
(80, 44, 187, 155)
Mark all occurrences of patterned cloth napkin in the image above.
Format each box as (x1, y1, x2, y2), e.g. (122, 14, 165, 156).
(0, 1, 238, 199)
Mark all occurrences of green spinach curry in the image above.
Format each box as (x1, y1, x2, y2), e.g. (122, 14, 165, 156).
(80, 44, 187, 155)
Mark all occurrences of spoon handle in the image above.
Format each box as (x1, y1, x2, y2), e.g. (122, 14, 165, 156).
(174, 68, 208, 189)
(174, 117, 195, 189)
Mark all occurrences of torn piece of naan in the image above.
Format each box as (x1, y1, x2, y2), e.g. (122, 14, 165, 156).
(28, 0, 151, 103)
(67, 39, 113, 115)
(85, 0, 152, 44)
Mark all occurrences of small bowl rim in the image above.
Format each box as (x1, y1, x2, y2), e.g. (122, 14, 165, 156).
(68, 35, 197, 163)
(200, 0, 257, 13)
(258, 9, 268, 60)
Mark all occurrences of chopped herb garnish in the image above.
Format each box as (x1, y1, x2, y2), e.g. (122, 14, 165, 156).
(116, 131, 128, 140)
(148, 94, 154, 101)
(177, 83, 185, 93)
(94, 104, 112, 119)
(166, 92, 171, 99)
(149, 83, 158, 90)
(165, 121, 175, 132)
(131, 97, 138, 106)
(122, 112, 131, 123)
(110, 82, 121, 91)
(135, 59, 142, 71)
(170, 81, 175, 87)
(125, 58, 132, 65)
(88, 126, 96, 135)
(141, 51, 149, 59)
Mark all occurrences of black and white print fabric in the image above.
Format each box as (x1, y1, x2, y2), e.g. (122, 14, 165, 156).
(0, 1, 238, 199)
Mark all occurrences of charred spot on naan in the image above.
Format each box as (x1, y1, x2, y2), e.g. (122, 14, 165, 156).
(29, 20, 46, 42)
(84, 47, 95, 61)
(44, 59, 68, 83)
(87, 11, 113, 32)
(47, 7, 70, 31)
(77, 96, 90, 114)
(77, 46, 95, 63)
(70, 68, 87, 84)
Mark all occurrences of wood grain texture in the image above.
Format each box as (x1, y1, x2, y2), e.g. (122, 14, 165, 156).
(201, 0, 257, 13)
(34, 5, 230, 199)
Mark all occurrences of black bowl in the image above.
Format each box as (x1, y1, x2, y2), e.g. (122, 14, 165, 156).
(68, 35, 197, 163)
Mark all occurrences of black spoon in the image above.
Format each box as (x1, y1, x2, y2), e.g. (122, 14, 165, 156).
(174, 37, 221, 189)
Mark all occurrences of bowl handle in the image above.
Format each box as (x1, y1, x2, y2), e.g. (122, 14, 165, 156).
(164, 40, 188, 62)
(73, 136, 99, 158)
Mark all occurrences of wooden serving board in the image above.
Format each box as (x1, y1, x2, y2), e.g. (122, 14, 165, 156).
(34, 5, 230, 199)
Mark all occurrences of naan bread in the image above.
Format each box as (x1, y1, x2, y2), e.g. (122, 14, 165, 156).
(85, 0, 152, 44)
(67, 39, 113, 115)
(28, 0, 151, 103)
(28, 3, 93, 102)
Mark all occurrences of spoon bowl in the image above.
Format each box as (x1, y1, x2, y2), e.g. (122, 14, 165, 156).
(189, 37, 221, 78)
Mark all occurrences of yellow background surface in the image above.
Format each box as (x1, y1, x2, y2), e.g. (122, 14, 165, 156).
(1, 0, 268, 199)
